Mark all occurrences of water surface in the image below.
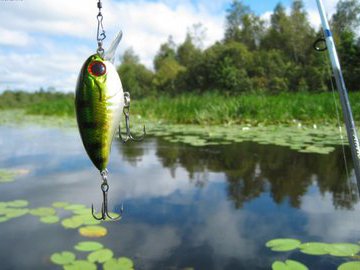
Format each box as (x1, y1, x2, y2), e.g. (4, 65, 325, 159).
(0, 125, 359, 270)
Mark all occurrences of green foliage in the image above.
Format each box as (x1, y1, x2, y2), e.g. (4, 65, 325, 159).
(118, 48, 155, 98)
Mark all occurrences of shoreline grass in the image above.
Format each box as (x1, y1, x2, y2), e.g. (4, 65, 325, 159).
(1, 91, 360, 126)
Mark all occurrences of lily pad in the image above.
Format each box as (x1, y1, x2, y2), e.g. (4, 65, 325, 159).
(299, 242, 330, 255)
(0, 216, 10, 223)
(74, 241, 104, 252)
(103, 257, 134, 270)
(74, 214, 101, 225)
(87, 248, 113, 263)
(72, 208, 92, 215)
(63, 260, 97, 270)
(0, 202, 7, 208)
(338, 261, 360, 270)
(52, 202, 70, 208)
(79, 225, 107, 238)
(7, 200, 29, 208)
(50, 251, 76, 265)
(64, 204, 87, 211)
(6, 208, 29, 218)
(40, 215, 60, 224)
(325, 243, 360, 257)
(30, 207, 56, 217)
(272, 260, 308, 270)
(266, 238, 301, 252)
(62, 216, 84, 229)
(0, 169, 16, 183)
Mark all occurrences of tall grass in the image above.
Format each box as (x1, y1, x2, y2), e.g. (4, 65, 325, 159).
(133, 91, 360, 125)
(2, 90, 360, 125)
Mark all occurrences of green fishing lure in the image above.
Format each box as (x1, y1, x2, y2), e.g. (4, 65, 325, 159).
(75, 27, 144, 220)
(75, 41, 123, 172)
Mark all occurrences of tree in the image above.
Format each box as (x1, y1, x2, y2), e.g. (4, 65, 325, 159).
(261, 3, 290, 51)
(224, 0, 263, 50)
(332, 0, 360, 34)
(118, 48, 154, 98)
(331, 0, 360, 91)
(154, 36, 177, 71)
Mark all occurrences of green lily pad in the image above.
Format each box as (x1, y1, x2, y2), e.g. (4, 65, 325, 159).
(272, 260, 308, 270)
(63, 260, 97, 270)
(0, 208, 11, 215)
(74, 241, 104, 252)
(64, 204, 87, 211)
(87, 248, 113, 263)
(0, 170, 16, 183)
(30, 207, 56, 217)
(0, 202, 7, 208)
(40, 215, 60, 224)
(6, 208, 29, 218)
(79, 225, 107, 238)
(325, 243, 360, 257)
(50, 251, 76, 265)
(338, 261, 360, 270)
(0, 216, 10, 223)
(103, 257, 134, 270)
(299, 242, 330, 255)
(7, 200, 29, 208)
(52, 202, 70, 208)
(74, 214, 101, 225)
(266, 238, 301, 252)
(72, 208, 92, 215)
(62, 216, 84, 229)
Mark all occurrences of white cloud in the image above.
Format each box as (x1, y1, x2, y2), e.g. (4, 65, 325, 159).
(301, 191, 360, 242)
(0, 0, 224, 92)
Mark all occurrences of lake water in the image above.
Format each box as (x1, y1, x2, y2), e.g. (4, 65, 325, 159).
(0, 125, 359, 270)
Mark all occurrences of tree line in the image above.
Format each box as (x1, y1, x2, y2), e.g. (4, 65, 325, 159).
(118, 0, 360, 98)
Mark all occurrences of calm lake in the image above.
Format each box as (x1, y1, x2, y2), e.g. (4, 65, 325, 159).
(0, 125, 359, 270)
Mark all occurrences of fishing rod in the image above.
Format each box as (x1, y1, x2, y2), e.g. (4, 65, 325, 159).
(315, 0, 360, 193)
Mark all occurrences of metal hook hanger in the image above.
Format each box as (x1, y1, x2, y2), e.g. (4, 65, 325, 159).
(119, 92, 146, 143)
(92, 169, 122, 220)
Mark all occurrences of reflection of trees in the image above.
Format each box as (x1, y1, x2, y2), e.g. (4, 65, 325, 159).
(120, 137, 358, 209)
(116, 140, 145, 166)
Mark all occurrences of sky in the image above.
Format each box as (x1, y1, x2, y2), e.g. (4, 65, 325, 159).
(0, 0, 339, 92)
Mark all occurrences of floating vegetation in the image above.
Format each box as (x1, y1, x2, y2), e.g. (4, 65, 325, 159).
(87, 249, 114, 263)
(0, 169, 29, 184)
(30, 207, 56, 217)
(103, 257, 134, 270)
(74, 241, 104, 252)
(78, 225, 107, 238)
(272, 260, 308, 270)
(7, 200, 29, 208)
(64, 204, 87, 211)
(148, 124, 345, 154)
(63, 260, 97, 270)
(266, 238, 302, 252)
(50, 251, 76, 265)
(40, 215, 60, 224)
(338, 261, 360, 270)
(0, 199, 30, 222)
(51, 241, 135, 270)
(266, 238, 360, 269)
(53, 202, 70, 208)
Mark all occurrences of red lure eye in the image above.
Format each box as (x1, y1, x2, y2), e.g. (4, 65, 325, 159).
(88, 61, 106, 76)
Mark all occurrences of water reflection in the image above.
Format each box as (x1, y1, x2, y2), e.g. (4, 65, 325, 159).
(118, 136, 358, 210)
(1, 126, 360, 270)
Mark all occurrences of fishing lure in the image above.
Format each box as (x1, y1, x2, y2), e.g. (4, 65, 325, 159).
(75, 0, 145, 220)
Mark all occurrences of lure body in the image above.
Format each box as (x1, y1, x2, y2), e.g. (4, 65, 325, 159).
(75, 54, 124, 171)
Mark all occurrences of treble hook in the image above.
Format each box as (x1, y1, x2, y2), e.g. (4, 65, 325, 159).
(119, 92, 146, 143)
(92, 169, 122, 220)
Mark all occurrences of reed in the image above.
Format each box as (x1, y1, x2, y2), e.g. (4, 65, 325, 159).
(2, 91, 360, 125)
